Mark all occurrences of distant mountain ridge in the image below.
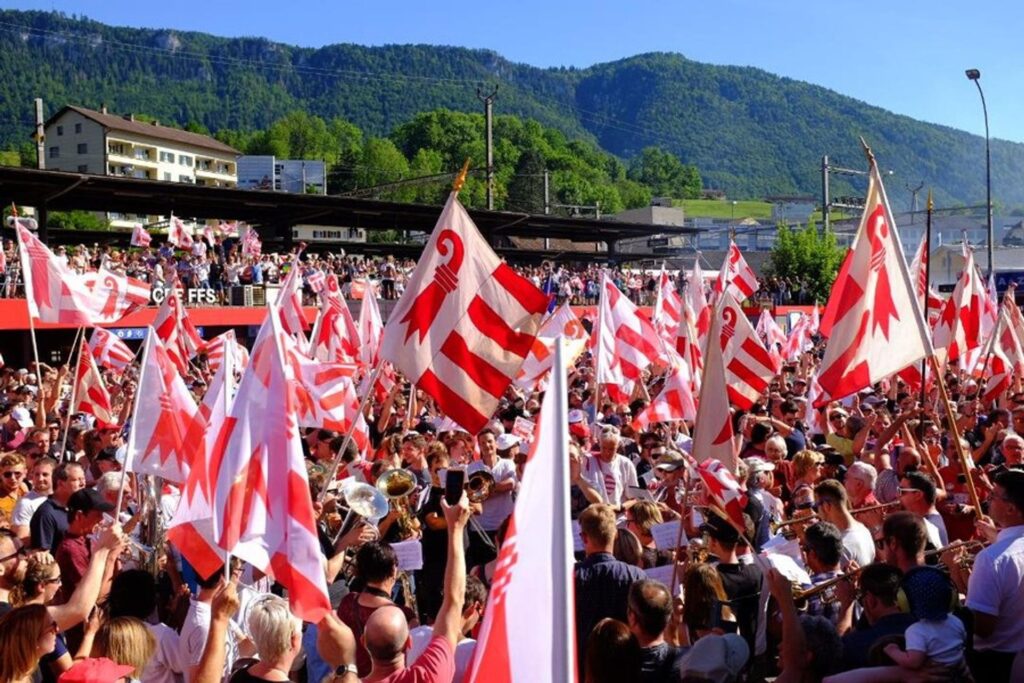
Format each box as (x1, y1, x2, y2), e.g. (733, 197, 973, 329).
(1, 9, 1023, 209)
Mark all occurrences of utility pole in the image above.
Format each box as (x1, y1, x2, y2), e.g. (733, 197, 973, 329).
(34, 98, 45, 170)
(477, 84, 498, 211)
(543, 169, 550, 215)
(821, 155, 829, 233)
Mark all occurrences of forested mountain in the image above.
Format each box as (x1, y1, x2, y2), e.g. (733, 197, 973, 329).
(1, 9, 1023, 208)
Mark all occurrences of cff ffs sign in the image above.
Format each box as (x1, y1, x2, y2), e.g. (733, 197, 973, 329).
(150, 286, 218, 305)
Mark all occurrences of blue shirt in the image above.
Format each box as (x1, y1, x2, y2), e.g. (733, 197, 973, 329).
(575, 552, 646, 670)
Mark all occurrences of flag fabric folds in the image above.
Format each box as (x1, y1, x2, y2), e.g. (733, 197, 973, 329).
(652, 265, 682, 341)
(816, 154, 931, 404)
(358, 279, 385, 370)
(124, 330, 198, 483)
(687, 258, 711, 342)
(632, 363, 697, 430)
(153, 287, 203, 374)
(89, 328, 135, 372)
(691, 303, 738, 472)
(593, 273, 667, 403)
(309, 274, 361, 364)
(81, 267, 151, 325)
(698, 460, 748, 532)
(466, 340, 576, 683)
(131, 224, 152, 247)
(206, 313, 332, 622)
(717, 292, 775, 410)
(380, 192, 549, 434)
(71, 338, 117, 426)
(168, 216, 194, 250)
(516, 303, 589, 390)
(277, 262, 310, 334)
(202, 330, 249, 376)
(714, 240, 759, 302)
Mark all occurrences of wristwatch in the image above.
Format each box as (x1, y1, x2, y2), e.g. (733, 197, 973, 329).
(334, 664, 358, 677)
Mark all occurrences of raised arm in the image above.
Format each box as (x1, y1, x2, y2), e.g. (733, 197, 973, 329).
(434, 493, 470, 646)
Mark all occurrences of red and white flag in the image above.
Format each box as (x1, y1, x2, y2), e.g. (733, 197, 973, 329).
(687, 258, 711, 342)
(309, 275, 361, 364)
(632, 362, 697, 431)
(242, 226, 262, 257)
(89, 328, 135, 373)
(804, 374, 826, 436)
(82, 267, 151, 324)
(380, 192, 549, 434)
(202, 330, 247, 376)
(131, 224, 152, 248)
(124, 330, 199, 483)
(200, 224, 216, 247)
(652, 265, 682, 341)
(718, 292, 775, 410)
(592, 273, 667, 403)
(515, 303, 589, 390)
(698, 460, 748, 532)
(816, 155, 931, 404)
(691, 304, 738, 472)
(756, 309, 787, 349)
(153, 287, 203, 374)
(675, 298, 704, 392)
(167, 342, 236, 580)
(932, 243, 985, 367)
(277, 262, 310, 334)
(16, 220, 112, 325)
(466, 341, 575, 683)
(71, 338, 116, 425)
(168, 216, 194, 250)
(358, 279, 385, 369)
(307, 269, 326, 294)
(208, 313, 332, 622)
(781, 313, 814, 361)
(714, 240, 759, 302)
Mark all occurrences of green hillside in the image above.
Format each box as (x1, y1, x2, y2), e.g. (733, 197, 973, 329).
(0, 10, 1022, 209)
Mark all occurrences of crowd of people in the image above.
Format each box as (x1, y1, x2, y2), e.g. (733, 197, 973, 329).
(0, 233, 1021, 683)
(0, 236, 810, 308)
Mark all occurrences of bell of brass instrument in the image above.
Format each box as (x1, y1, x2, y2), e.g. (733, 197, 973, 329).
(466, 469, 495, 503)
(334, 481, 389, 543)
(376, 469, 421, 540)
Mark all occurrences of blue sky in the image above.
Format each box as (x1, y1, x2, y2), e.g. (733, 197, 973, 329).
(9, 0, 1024, 143)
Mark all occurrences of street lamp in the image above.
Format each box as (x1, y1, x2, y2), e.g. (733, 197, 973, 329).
(965, 68, 994, 276)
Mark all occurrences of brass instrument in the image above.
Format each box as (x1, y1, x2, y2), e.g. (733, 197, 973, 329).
(686, 537, 709, 564)
(398, 570, 419, 621)
(926, 539, 986, 573)
(466, 469, 495, 503)
(376, 469, 422, 540)
(771, 513, 817, 537)
(850, 501, 901, 517)
(333, 481, 389, 544)
(794, 565, 868, 604)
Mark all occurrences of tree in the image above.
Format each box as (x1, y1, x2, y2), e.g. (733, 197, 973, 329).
(627, 146, 702, 199)
(506, 149, 547, 214)
(356, 138, 410, 201)
(47, 210, 110, 231)
(765, 221, 845, 302)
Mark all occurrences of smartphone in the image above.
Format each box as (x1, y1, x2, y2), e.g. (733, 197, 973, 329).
(445, 468, 466, 505)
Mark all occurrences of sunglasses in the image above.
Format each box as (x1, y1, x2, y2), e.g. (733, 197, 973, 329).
(43, 575, 62, 585)
(1, 471, 25, 479)
(0, 545, 28, 563)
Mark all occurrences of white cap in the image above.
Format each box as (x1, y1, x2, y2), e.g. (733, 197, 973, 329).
(11, 406, 32, 429)
(496, 433, 521, 451)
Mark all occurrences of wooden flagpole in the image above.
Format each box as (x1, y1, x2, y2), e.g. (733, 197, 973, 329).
(919, 190, 933, 406)
(11, 205, 44, 383)
(318, 361, 384, 503)
(56, 327, 85, 459)
(115, 328, 153, 517)
(929, 354, 983, 515)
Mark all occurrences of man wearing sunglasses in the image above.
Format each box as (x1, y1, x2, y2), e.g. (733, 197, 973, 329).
(0, 528, 29, 617)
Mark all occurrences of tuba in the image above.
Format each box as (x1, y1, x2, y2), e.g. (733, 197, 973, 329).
(333, 481, 389, 544)
(466, 469, 495, 503)
(376, 469, 422, 540)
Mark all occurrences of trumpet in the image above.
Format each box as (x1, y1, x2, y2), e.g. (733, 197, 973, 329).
(794, 565, 868, 604)
(850, 501, 901, 517)
(771, 513, 817, 537)
(926, 538, 986, 573)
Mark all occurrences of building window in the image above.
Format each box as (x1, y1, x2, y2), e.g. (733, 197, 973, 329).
(159, 151, 175, 163)
(77, 143, 88, 154)
(48, 146, 59, 159)
(56, 125, 63, 136)
(179, 175, 193, 183)
(78, 165, 88, 173)
(74, 123, 82, 134)
(163, 172, 171, 181)
(179, 155, 193, 167)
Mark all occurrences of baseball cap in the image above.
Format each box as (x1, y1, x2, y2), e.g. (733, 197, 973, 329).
(567, 409, 587, 424)
(67, 489, 115, 515)
(654, 452, 687, 473)
(496, 433, 520, 452)
(11, 406, 32, 429)
(675, 633, 750, 683)
(58, 657, 135, 683)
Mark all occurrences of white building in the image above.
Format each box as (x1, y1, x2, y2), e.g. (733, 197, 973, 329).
(237, 155, 326, 194)
(43, 105, 240, 229)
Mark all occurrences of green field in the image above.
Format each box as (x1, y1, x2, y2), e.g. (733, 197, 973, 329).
(676, 199, 773, 220)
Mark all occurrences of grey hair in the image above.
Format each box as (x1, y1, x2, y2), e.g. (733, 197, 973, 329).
(94, 471, 127, 496)
(247, 594, 301, 662)
(765, 435, 787, 454)
(846, 461, 877, 490)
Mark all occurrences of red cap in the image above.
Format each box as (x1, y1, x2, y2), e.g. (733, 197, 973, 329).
(59, 658, 135, 682)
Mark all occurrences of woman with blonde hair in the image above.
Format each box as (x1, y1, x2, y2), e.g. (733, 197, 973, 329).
(790, 449, 826, 513)
(90, 616, 156, 680)
(0, 604, 59, 682)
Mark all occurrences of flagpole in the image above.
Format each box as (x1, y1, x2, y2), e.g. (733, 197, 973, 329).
(12, 205, 44, 384)
(318, 361, 384, 504)
(116, 327, 153, 517)
(928, 354, 983, 515)
(551, 337, 575, 683)
(919, 191, 933, 405)
(56, 328, 85, 459)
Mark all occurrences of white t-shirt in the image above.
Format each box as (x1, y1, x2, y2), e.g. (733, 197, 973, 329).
(840, 521, 876, 568)
(11, 490, 47, 527)
(922, 518, 943, 550)
(924, 511, 949, 547)
(407, 626, 476, 683)
(966, 525, 1024, 652)
(580, 454, 639, 507)
(179, 599, 240, 683)
(905, 615, 966, 665)
(142, 621, 185, 683)
(470, 458, 517, 531)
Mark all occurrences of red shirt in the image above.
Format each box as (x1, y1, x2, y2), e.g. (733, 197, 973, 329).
(54, 533, 91, 605)
(366, 636, 455, 683)
(337, 592, 418, 677)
